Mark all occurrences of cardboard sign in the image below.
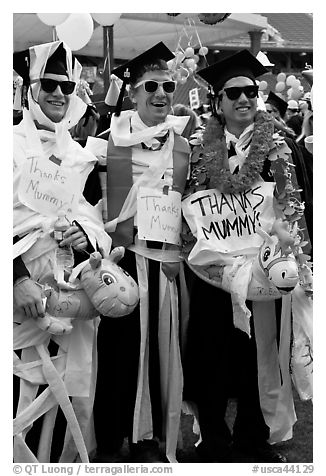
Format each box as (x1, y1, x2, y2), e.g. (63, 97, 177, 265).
(137, 186, 182, 245)
(182, 181, 276, 265)
(18, 155, 81, 217)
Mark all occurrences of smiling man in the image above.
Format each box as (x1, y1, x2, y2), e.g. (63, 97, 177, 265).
(182, 50, 305, 464)
(13, 41, 112, 463)
(93, 42, 191, 463)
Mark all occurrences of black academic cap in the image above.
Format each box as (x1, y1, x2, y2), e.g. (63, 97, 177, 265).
(13, 48, 31, 109)
(13, 42, 71, 85)
(302, 69, 313, 86)
(44, 43, 70, 76)
(266, 91, 288, 119)
(111, 42, 175, 116)
(13, 49, 31, 87)
(197, 49, 268, 94)
(112, 41, 175, 84)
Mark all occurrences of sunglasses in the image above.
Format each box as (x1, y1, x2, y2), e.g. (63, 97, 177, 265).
(222, 85, 259, 100)
(134, 80, 177, 94)
(39, 78, 76, 95)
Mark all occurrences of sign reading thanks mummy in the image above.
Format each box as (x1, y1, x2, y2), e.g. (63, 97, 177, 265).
(137, 186, 182, 245)
(18, 156, 81, 216)
(182, 182, 276, 265)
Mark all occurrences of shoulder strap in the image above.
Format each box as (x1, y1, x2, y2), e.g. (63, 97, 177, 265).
(106, 135, 134, 247)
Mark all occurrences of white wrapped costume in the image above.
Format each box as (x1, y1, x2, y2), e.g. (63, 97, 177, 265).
(13, 41, 111, 463)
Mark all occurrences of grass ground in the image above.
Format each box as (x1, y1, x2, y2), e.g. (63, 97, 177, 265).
(177, 387, 313, 463)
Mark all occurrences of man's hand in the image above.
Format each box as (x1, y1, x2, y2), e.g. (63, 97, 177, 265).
(60, 225, 88, 251)
(13, 278, 45, 319)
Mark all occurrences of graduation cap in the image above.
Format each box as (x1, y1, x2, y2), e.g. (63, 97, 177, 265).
(266, 91, 288, 119)
(13, 49, 30, 88)
(197, 49, 268, 94)
(302, 69, 313, 86)
(13, 42, 72, 109)
(44, 42, 70, 76)
(13, 48, 31, 109)
(109, 41, 175, 116)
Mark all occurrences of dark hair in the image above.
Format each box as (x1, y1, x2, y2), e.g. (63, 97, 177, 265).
(130, 59, 170, 86)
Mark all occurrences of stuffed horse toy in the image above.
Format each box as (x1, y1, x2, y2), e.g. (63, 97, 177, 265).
(188, 218, 300, 301)
(251, 218, 299, 297)
(36, 247, 139, 335)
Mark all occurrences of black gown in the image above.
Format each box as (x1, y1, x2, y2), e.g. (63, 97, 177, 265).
(182, 139, 312, 455)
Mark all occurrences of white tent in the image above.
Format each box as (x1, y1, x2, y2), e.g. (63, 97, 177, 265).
(13, 13, 270, 59)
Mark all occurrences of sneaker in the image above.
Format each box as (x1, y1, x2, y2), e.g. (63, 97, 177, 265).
(232, 442, 287, 463)
(91, 449, 125, 463)
(130, 439, 166, 463)
(196, 441, 233, 463)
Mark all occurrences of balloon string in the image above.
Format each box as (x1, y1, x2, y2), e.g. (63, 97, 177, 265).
(107, 27, 111, 76)
(103, 28, 111, 76)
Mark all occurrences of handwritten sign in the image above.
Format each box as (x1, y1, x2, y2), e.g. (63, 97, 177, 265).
(182, 181, 276, 266)
(137, 186, 182, 245)
(18, 156, 81, 217)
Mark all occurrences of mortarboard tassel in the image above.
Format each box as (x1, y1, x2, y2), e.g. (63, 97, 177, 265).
(13, 80, 23, 111)
(114, 69, 130, 117)
(105, 74, 122, 107)
(207, 86, 217, 118)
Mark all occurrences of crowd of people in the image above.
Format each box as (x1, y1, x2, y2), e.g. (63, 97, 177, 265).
(13, 39, 313, 464)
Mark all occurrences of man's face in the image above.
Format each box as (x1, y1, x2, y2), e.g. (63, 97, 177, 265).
(218, 76, 257, 131)
(129, 69, 174, 126)
(38, 73, 71, 123)
(266, 103, 281, 121)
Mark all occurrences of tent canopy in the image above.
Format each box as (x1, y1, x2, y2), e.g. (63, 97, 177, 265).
(13, 13, 269, 59)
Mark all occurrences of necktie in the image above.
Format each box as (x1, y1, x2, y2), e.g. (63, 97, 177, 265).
(141, 131, 169, 151)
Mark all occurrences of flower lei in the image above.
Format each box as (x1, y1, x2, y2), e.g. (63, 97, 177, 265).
(182, 110, 313, 296)
(189, 110, 275, 193)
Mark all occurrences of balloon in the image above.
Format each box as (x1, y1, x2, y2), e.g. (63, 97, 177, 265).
(172, 71, 181, 82)
(184, 58, 195, 69)
(275, 81, 286, 92)
(184, 47, 195, 58)
(91, 13, 121, 26)
(292, 79, 301, 89)
(56, 13, 94, 51)
(258, 80, 267, 91)
(37, 13, 70, 26)
(277, 72, 286, 82)
(291, 88, 303, 101)
(198, 46, 208, 56)
(286, 75, 297, 87)
(287, 87, 293, 98)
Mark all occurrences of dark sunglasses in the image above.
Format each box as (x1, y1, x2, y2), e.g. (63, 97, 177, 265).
(39, 78, 76, 95)
(222, 85, 259, 100)
(134, 79, 177, 94)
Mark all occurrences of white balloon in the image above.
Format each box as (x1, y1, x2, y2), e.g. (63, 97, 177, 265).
(56, 13, 94, 51)
(277, 72, 286, 82)
(287, 87, 293, 98)
(37, 13, 70, 26)
(293, 79, 301, 89)
(36, 13, 70, 26)
(286, 75, 296, 87)
(91, 13, 121, 26)
(275, 81, 285, 92)
(291, 88, 302, 100)
(258, 80, 267, 91)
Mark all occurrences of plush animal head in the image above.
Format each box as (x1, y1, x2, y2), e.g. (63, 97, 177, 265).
(256, 219, 299, 294)
(80, 248, 139, 317)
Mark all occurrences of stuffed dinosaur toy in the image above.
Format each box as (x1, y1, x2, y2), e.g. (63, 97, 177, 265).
(36, 247, 139, 335)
